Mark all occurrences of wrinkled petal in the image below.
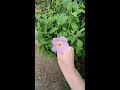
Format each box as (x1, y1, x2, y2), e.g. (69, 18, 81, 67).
(52, 38, 61, 45)
(60, 36, 67, 42)
(56, 46, 64, 53)
(51, 36, 69, 53)
(62, 42, 69, 46)
(51, 46, 57, 52)
(56, 43, 69, 53)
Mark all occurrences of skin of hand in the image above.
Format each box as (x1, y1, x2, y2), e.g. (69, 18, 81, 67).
(57, 46, 85, 90)
(57, 46, 75, 72)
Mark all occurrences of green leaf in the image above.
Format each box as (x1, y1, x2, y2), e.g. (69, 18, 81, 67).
(71, 12, 77, 17)
(41, 14, 47, 19)
(41, 18, 47, 24)
(76, 28, 85, 37)
(76, 48, 80, 55)
(68, 35, 76, 44)
(76, 31, 81, 37)
(80, 31, 85, 37)
(35, 13, 41, 19)
(75, 39, 83, 55)
(54, 14, 59, 20)
(50, 27, 58, 34)
(48, 43, 52, 48)
(63, 32, 68, 37)
(62, 27, 67, 31)
(38, 38, 47, 45)
(71, 35, 76, 44)
(71, 30, 75, 34)
(36, 30, 42, 39)
(77, 9, 85, 14)
(57, 32, 63, 37)
(57, 13, 68, 26)
(80, 28, 85, 33)
(81, 21, 85, 28)
(48, 16, 54, 24)
(37, 21, 40, 29)
(67, 36, 73, 41)
(72, 2, 79, 11)
(71, 22, 78, 30)
(76, 39, 83, 50)
(67, 1, 72, 12)
(56, 0, 60, 5)
(62, 0, 69, 8)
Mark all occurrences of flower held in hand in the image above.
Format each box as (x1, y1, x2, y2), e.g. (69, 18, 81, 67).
(51, 36, 69, 53)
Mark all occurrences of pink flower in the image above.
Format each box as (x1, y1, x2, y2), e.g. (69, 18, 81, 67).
(51, 36, 69, 53)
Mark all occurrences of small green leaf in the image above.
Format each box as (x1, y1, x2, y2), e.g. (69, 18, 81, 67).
(48, 16, 54, 24)
(81, 20, 85, 28)
(35, 13, 41, 19)
(80, 31, 85, 37)
(71, 12, 77, 17)
(71, 30, 75, 34)
(67, 1, 72, 12)
(62, 0, 69, 8)
(76, 31, 81, 36)
(63, 32, 68, 37)
(80, 28, 85, 33)
(38, 38, 47, 45)
(71, 35, 76, 44)
(56, 0, 60, 5)
(62, 27, 67, 31)
(75, 39, 83, 55)
(76, 39, 83, 50)
(71, 22, 78, 30)
(50, 27, 58, 34)
(77, 9, 85, 14)
(76, 48, 80, 55)
(72, 2, 79, 11)
(41, 14, 47, 19)
(76, 28, 85, 37)
(41, 18, 47, 24)
(36, 30, 42, 39)
(57, 13, 68, 25)
(67, 36, 73, 41)
(57, 32, 63, 37)
(37, 21, 40, 29)
(48, 43, 52, 48)
(54, 14, 59, 20)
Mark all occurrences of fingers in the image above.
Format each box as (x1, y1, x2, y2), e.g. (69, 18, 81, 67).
(65, 46, 74, 52)
(57, 51, 62, 59)
(57, 46, 74, 58)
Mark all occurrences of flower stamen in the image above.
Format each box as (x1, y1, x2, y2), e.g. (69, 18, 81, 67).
(57, 42, 62, 47)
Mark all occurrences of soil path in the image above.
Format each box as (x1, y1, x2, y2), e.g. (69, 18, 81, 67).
(35, 41, 66, 90)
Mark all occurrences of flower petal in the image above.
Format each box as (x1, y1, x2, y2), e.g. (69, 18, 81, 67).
(51, 46, 57, 52)
(51, 36, 69, 53)
(60, 36, 68, 42)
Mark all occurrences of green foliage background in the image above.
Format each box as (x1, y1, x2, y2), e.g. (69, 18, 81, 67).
(35, 0, 85, 84)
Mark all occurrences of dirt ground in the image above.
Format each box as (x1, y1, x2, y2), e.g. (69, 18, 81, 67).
(35, 41, 66, 90)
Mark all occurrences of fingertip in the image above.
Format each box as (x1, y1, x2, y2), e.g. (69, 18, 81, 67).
(68, 46, 74, 50)
(71, 47, 74, 50)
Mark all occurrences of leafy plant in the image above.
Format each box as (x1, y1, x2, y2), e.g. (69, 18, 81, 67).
(35, 0, 85, 89)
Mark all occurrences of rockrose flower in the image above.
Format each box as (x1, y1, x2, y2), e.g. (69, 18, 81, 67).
(51, 36, 69, 53)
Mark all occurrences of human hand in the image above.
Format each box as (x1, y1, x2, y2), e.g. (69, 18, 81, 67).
(57, 46, 75, 73)
(57, 46, 85, 90)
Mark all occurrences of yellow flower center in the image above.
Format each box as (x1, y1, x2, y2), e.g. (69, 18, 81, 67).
(57, 42, 62, 47)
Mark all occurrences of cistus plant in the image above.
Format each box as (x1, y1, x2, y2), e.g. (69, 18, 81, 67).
(35, 0, 85, 79)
